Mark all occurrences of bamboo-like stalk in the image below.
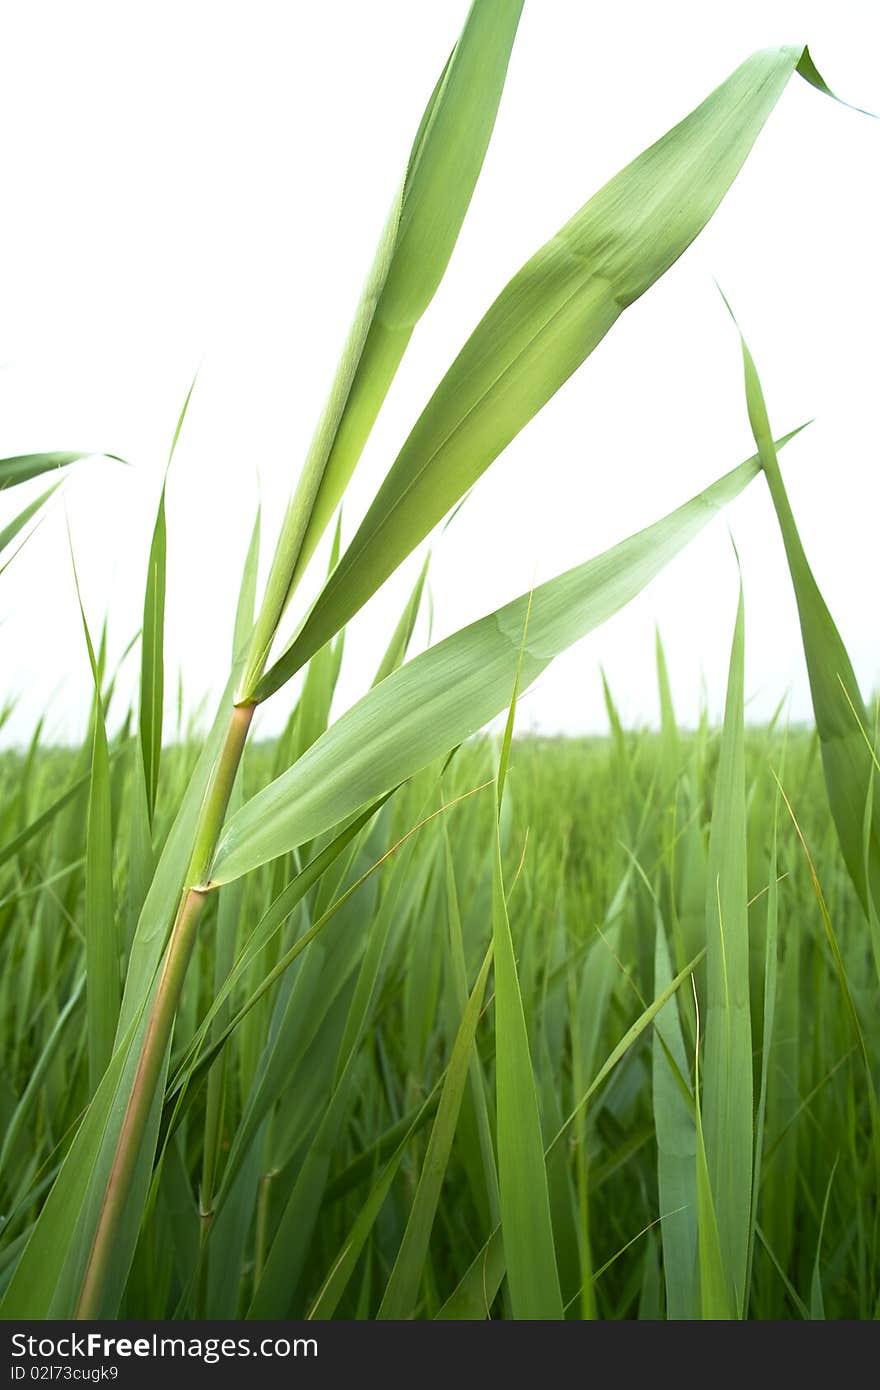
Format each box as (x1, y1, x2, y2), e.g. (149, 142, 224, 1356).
(75, 701, 254, 1319)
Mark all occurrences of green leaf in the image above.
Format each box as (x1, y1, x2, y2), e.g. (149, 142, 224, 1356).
(0, 977, 84, 1183)
(0, 771, 91, 871)
(652, 916, 698, 1319)
(125, 737, 154, 953)
(233, 506, 262, 662)
(72, 564, 119, 1094)
(308, 1094, 435, 1319)
(377, 945, 493, 1318)
(492, 651, 563, 1319)
(139, 486, 167, 824)
(0, 484, 58, 563)
(694, 999, 733, 1320)
(727, 303, 880, 918)
(240, 0, 524, 697)
(745, 757, 783, 1300)
(795, 45, 876, 116)
(212, 437, 800, 885)
(140, 375, 197, 823)
(257, 45, 821, 697)
(442, 811, 500, 1226)
(703, 587, 752, 1316)
(809, 1160, 838, 1319)
(372, 552, 430, 687)
(655, 627, 681, 784)
(0, 452, 119, 491)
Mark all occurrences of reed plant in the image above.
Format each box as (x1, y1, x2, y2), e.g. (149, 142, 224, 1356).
(0, 1, 876, 1320)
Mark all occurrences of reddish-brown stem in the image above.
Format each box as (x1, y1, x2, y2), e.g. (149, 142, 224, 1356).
(75, 701, 254, 1319)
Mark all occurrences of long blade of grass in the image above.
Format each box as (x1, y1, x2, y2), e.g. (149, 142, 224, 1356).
(377, 945, 493, 1318)
(372, 551, 430, 687)
(308, 1085, 441, 1319)
(0, 772, 91, 871)
(774, 775, 880, 1171)
(139, 489, 167, 824)
(693, 981, 733, 1319)
(490, 602, 563, 1319)
(239, 0, 524, 697)
(442, 812, 501, 1227)
(71, 558, 119, 1093)
(702, 585, 752, 1316)
(0, 484, 58, 562)
(745, 752, 784, 1303)
(140, 376, 197, 822)
(0, 452, 120, 491)
(213, 439, 801, 884)
(0, 977, 84, 1182)
(125, 735, 154, 956)
(652, 915, 698, 1318)
(138, 494, 165, 822)
(809, 1159, 838, 1319)
(725, 300, 880, 917)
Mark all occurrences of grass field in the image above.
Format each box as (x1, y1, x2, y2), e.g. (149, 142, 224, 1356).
(0, 677, 877, 1318)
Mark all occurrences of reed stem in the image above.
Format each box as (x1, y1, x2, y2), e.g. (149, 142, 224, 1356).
(75, 701, 254, 1318)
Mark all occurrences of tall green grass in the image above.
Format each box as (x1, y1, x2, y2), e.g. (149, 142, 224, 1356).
(0, 0, 876, 1320)
(2, 697, 877, 1317)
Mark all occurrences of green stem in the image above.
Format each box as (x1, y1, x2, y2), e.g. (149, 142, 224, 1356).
(196, 1174, 216, 1318)
(254, 1170, 276, 1288)
(75, 701, 254, 1319)
(200, 1053, 226, 1225)
(189, 703, 255, 886)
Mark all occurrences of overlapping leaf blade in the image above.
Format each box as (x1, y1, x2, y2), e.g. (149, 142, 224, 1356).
(0, 452, 103, 491)
(257, 45, 826, 697)
(730, 312, 880, 917)
(491, 635, 563, 1320)
(213, 439, 799, 885)
(0, 484, 59, 565)
(377, 945, 493, 1318)
(139, 486, 167, 824)
(240, 0, 524, 696)
(703, 588, 752, 1316)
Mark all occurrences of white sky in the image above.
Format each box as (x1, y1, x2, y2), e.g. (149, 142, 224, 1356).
(0, 0, 877, 750)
